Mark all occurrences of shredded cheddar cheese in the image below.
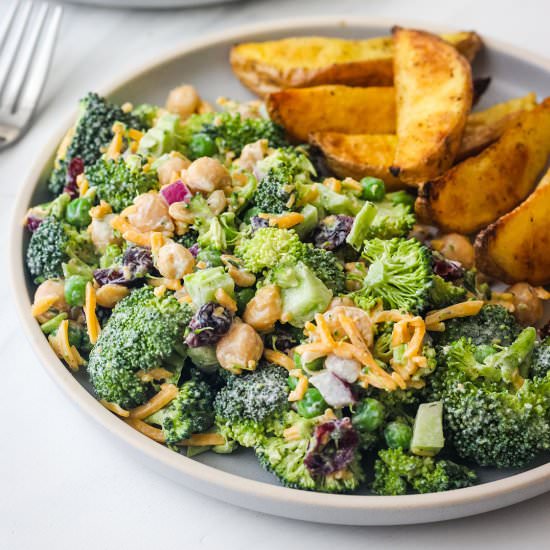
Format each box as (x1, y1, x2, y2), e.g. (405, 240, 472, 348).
(31, 295, 58, 317)
(268, 212, 305, 229)
(90, 200, 112, 219)
(425, 300, 484, 328)
(137, 368, 174, 383)
(105, 122, 124, 160)
(264, 349, 295, 371)
(150, 232, 165, 257)
(84, 283, 101, 344)
(125, 417, 166, 442)
(288, 369, 308, 401)
(100, 400, 130, 417)
(123, 229, 152, 247)
(77, 173, 89, 196)
(180, 433, 226, 447)
(48, 319, 85, 371)
(129, 383, 179, 420)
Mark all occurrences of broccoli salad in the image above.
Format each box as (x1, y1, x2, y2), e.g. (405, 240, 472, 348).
(26, 87, 550, 496)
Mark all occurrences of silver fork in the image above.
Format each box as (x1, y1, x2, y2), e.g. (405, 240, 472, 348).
(0, 1, 62, 151)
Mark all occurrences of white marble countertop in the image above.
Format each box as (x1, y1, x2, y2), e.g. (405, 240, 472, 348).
(1, 0, 550, 548)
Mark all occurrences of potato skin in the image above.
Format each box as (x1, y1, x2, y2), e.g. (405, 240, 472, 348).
(474, 168, 550, 285)
(391, 28, 473, 184)
(230, 33, 482, 97)
(416, 98, 550, 234)
(267, 85, 396, 142)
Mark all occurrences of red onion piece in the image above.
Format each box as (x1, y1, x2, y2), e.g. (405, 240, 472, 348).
(160, 180, 191, 205)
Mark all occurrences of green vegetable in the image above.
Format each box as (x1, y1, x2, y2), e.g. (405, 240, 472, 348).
(236, 287, 255, 316)
(346, 201, 377, 250)
(531, 337, 550, 379)
(65, 197, 93, 228)
(410, 402, 444, 457)
(352, 398, 385, 433)
(427, 275, 466, 309)
(64, 275, 88, 307)
(384, 421, 412, 450)
(188, 133, 217, 158)
(186, 346, 219, 373)
(26, 216, 97, 282)
(40, 312, 68, 334)
(87, 287, 192, 408)
(352, 238, 433, 313)
(86, 155, 159, 212)
(183, 267, 235, 307)
(295, 387, 327, 419)
(196, 247, 223, 268)
(360, 177, 385, 201)
(294, 204, 319, 238)
(372, 448, 476, 496)
(99, 244, 122, 268)
(314, 183, 363, 216)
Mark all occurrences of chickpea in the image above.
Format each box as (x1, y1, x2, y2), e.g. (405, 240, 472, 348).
(165, 84, 200, 119)
(243, 285, 282, 332)
(216, 321, 264, 373)
(89, 213, 121, 253)
(507, 282, 543, 325)
(207, 189, 227, 216)
(157, 155, 191, 187)
(431, 233, 474, 268)
(34, 280, 68, 312)
(156, 242, 195, 279)
(185, 157, 231, 195)
(236, 139, 269, 171)
(128, 193, 174, 233)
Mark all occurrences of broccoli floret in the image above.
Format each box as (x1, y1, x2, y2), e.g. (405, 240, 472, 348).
(372, 448, 476, 495)
(185, 111, 287, 159)
(301, 245, 345, 294)
(87, 287, 192, 408)
(432, 304, 521, 348)
(146, 378, 215, 445)
(235, 227, 303, 273)
(431, 328, 550, 468)
(531, 337, 550, 379)
(49, 93, 143, 194)
(268, 262, 333, 327)
(196, 212, 240, 251)
(427, 275, 467, 309)
(86, 155, 159, 212)
(352, 238, 433, 313)
(26, 216, 97, 282)
(256, 413, 364, 493)
(253, 148, 316, 214)
(214, 365, 290, 447)
(132, 103, 159, 128)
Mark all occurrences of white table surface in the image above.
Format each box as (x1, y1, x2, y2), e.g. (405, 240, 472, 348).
(1, 0, 549, 547)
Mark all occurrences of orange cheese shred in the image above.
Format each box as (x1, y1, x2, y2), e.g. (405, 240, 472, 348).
(84, 283, 101, 344)
(100, 400, 130, 417)
(125, 417, 166, 442)
(425, 300, 484, 327)
(264, 349, 295, 371)
(129, 383, 179, 420)
(180, 433, 226, 446)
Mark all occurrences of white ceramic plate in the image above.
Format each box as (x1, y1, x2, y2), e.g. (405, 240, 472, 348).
(11, 17, 550, 526)
(63, 0, 239, 8)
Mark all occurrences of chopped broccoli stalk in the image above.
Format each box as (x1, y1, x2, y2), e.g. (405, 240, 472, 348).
(372, 448, 477, 496)
(49, 93, 143, 194)
(427, 275, 467, 309)
(183, 267, 234, 307)
(26, 216, 97, 282)
(214, 365, 290, 448)
(87, 287, 192, 408)
(352, 238, 433, 313)
(314, 183, 363, 216)
(268, 262, 332, 327)
(186, 345, 219, 373)
(346, 201, 377, 250)
(138, 112, 183, 158)
(293, 204, 319, 239)
(86, 155, 159, 212)
(132, 103, 159, 128)
(410, 402, 444, 457)
(146, 378, 214, 445)
(363, 191, 416, 240)
(432, 304, 521, 347)
(301, 245, 345, 294)
(430, 329, 550, 467)
(196, 212, 240, 251)
(253, 148, 316, 214)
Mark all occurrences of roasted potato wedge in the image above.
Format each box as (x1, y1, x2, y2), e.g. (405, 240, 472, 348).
(267, 85, 396, 141)
(474, 169, 550, 285)
(309, 132, 402, 188)
(391, 28, 473, 184)
(416, 98, 550, 234)
(308, 94, 538, 181)
(458, 92, 537, 160)
(230, 32, 482, 96)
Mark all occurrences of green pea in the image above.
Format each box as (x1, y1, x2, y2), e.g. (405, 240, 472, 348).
(64, 275, 88, 307)
(196, 247, 223, 267)
(352, 398, 385, 433)
(360, 177, 386, 202)
(236, 287, 256, 316)
(189, 133, 217, 158)
(384, 421, 413, 450)
(297, 388, 328, 419)
(390, 190, 415, 208)
(65, 197, 93, 228)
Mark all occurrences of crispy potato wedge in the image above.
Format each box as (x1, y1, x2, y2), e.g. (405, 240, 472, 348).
(230, 32, 482, 96)
(458, 92, 537, 160)
(267, 85, 396, 141)
(309, 132, 402, 188)
(416, 98, 550, 234)
(474, 169, 550, 285)
(308, 94, 538, 181)
(391, 28, 473, 184)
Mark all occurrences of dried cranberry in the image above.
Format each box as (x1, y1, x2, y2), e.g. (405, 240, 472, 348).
(185, 302, 233, 348)
(93, 267, 130, 287)
(122, 247, 153, 277)
(313, 215, 354, 251)
(264, 326, 303, 352)
(433, 258, 464, 281)
(64, 157, 84, 198)
(188, 243, 200, 258)
(26, 215, 43, 233)
(250, 216, 269, 232)
(304, 417, 359, 476)
(539, 322, 550, 340)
